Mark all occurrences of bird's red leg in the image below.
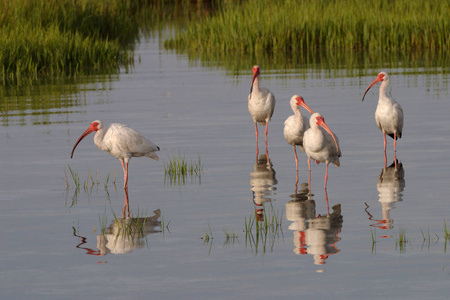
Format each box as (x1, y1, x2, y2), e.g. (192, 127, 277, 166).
(324, 188, 330, 216)
(122, 189, 130, 218)
(255, 122, 259, 163)
(383, 133, 387, 168)
(124, 161, 129, 191)
(394, 152, 398, 170)
(394, 132, 398, 169)
(120, 159, 129, 191)
(394, 133, 397, 153)
(264, 122, 269, 145)
(324, 163, 329, 189)
(294, 146, 299, 171)
(308, 157, 312, 193)
(124, 185, 130, 204)
(264, 122, 270, 163)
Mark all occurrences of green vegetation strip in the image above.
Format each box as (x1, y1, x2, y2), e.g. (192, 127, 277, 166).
(165, 0, 449, 57)
(0, 0, 143, 85)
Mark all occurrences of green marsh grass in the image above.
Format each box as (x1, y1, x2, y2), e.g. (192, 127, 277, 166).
(421, 228, 440, 250)
(395, 227, 411, 253)
(66, 165, 80, 188)
(223, 227, 239, 246)
(0, 0, 143, 85)
(445, 219, 450, 252)
(201, 223, 213, 255)
(201, 223, 213, 243)
(65, 165, 116, 192)
(160, 215, 171, 235)
(109, 206, 150, 241)
(164, 153, 203, 186)
(244, 203, 283, 254)
(99, 208, 108, 236)
(0, 0, 223, 86)
(370, 221, 450, 254)
(165, 0, 450, 71)
(371, 228, 377, 253)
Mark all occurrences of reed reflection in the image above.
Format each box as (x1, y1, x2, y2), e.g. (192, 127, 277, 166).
(366, 160, 405, 235)
(250, 154, 278, 221)
(286, 184, 342, 265)
(73, 189, 161, 256)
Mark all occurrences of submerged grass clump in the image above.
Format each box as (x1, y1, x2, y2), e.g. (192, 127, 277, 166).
(244, 203, 283, 254)
(165, 0, 449, 67)
(223, 227, 239, 246)
(201, 223, 213, 243)
(395, 227, 412, 253)
(164, 153, 203, 186)
(64, 165, 116, 191)
(371, 220, 450, 254)
(110, 207, 150, 240)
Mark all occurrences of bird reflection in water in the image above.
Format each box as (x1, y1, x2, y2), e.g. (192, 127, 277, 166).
(365, 160, 405, 237)
(96, 208, 161, 255)
(286, 184, 343, 265)
(73, 190, 161, 257)
(250, 154, 278, 221)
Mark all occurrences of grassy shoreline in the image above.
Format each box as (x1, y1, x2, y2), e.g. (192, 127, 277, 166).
(164, 0, 449, 68)
(1, 0, 448, 85)
(0, 0, 142, 85)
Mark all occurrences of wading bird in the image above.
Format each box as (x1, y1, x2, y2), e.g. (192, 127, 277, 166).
(362, 72, 403, 168)
(248, 65, 276, 161)
(303, 113, 341, 189)
(70, 120, 160, 192)
(283, 95, 314, 171)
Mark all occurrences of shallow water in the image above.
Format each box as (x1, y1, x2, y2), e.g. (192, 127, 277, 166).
(1, 36, 449, 299)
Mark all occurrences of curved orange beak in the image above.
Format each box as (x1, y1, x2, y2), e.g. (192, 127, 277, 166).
(362, 74, 384, 102)
(70, 123, 97, 158)
(296, 96, 314, 114)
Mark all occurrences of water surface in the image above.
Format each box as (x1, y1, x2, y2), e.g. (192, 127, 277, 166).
(1, 36, 449, 299)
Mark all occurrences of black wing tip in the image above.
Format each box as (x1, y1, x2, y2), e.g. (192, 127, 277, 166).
(388, 133, 402, 140)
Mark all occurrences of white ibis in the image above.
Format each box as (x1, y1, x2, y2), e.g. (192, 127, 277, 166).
(283, 95, 314, 171)
(248, 65, 276, 159)
(70, 120, 160, 191)
(303, 113, 341, 189)
(362, 71, 404, 167)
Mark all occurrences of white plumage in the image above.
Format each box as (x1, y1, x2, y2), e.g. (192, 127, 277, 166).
(303, 113, 341, 189)
(362, 71, 404, 157)
(248, 65, 276, 145)
(283, 95, 314, 170)
(71, 120, 159, 190)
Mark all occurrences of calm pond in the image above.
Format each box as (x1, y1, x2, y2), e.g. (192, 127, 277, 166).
(1, 34, 449, 299)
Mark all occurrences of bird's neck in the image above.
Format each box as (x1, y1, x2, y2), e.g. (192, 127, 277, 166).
(252, 77, 261, 94)
(93, 129, 107, 149)
(379, 81, 389, 98)
(378, 81, 396, 104)
(294, 107, 303, 121)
